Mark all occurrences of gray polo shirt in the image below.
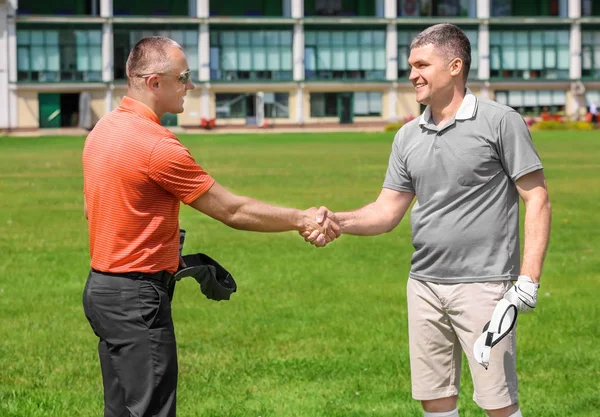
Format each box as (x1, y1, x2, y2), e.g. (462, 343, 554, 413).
(383, 90, 543, 283)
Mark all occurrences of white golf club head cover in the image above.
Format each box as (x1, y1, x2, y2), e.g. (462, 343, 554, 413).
(473, 298, 518, 370)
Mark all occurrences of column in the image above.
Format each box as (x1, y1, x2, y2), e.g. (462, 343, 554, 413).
(293, 23, 304, 81)
(7, 0, 18, 129)
(477, 0, 489, 18)
(100, 0, 112, 17)
(570, 23, 581, 80)
(388, 85, 398, 122)
(478, 24, 490, 81)
(295, 85, 304, 125)
(197, 0, 209, 18)
(0, 4, 10, 129)
(199, 23, 210, 81)
(291, 0, 302, 19)
(201, 87, 210, 119)
(386, 24, 397, 81)
(102, 21, 113, 114)
(384, 0, 396, 18)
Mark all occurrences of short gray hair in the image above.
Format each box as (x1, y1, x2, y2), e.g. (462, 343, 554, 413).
(411, 24, 471, 82)
(126, 36, 181, 89)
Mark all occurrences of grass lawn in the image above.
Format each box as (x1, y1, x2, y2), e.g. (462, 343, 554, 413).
(0, 131, 599, 417)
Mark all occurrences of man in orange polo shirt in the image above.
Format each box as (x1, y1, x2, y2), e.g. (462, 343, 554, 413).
(82, 36, 339, 417)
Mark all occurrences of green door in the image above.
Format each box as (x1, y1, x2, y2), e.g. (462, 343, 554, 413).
(338, 92, 354, 124)
(38, 93, 61, 128)
(160, 113, 178, 127)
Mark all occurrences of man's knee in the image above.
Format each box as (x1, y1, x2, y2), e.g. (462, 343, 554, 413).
(486, 403, 520, 417)
(422, 395, 458, 414)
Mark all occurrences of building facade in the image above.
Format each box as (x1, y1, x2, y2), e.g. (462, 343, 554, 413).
(1, 0, 599, 130)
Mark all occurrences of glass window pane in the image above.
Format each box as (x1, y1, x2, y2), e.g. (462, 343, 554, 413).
(332, 32, 344, 45)
(508, 91, 523, 106)
(582, 47, 592, 69)
(221, 47, 238, 69)
(374, 48, 386, 70)
(490, 47, 501, 70)
(369, 92, 382, 113)
(317, 32, 330, 44)
(354, 92, 368, 115)
(237, 31, 250, 46)
(281, 48, 293, 70)
(305, 47, 316, 70)
(280, 31, 292, 45)
(75, 31, 88, 46)
(594, 47, 600, 68)
(523, 91, 537, 106)
(502, 46, 516, 70)
(582, 31, 592, 44)
(187, 48, 198, 71)
(495, 91, 508, 105)
(346, 31, 358, 44)
(254, 47, 267, 70)
(89, 30, 102, 45)
(373, 31, 385, 45)
(46, 31, 59, 45)
(210, 47, 220, 70)
(360, 49, 374, 70)
(502, 32, 514, 44)
(77, 47, 89, 71)
(332, 47, 345, 70)
(311, 93, 325, 117)
(552, 91, 565, 105)
(17, 47, 30, 70)
(317, 46, 331, 70)
(267, 47, 281, 70)
(516, 32, 528, 45)
(557, 31, 569, 45)
(517, 47, 529, 70)
(238, 47, 252, 70)
(490, 31, 501, 44)
(31, 31, 45, 45)
(222, 32, 236, 45)
(557, 47, 569, 70)
(398, 47, 408, 70)
(17, 30, 30, 45)
(90, 46, 102, 71)
(305, 31, 316, 45)
(31, 46, 46, 70)
(538, 90, 552, 106)
(170, 31, 184, 44)
(544, 31, 556, 45)
(545, 48, 556, 68)
(184, 31, 197, 45)
(46, 46, 60, 71)
(347, 46, 360, 70)
(531, 31, 543, 45)
(360, 31, 373, 45)
(594, 32, 600, 44)
(266, 31, 279, 45)
(531, 46, 544, 70)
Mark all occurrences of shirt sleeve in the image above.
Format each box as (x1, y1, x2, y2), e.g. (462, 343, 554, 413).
(148, 137, 215, 205)
(382, 129, 415, 193)
(495, 111, 543, 182)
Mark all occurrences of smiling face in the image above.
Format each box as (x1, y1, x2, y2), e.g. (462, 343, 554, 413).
(408, 43, 460, 106)
(153, 46, 195, 115)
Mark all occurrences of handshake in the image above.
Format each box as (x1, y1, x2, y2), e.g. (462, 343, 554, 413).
(298, 206, 340, 247)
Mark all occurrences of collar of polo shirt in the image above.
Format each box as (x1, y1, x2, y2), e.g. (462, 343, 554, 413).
(419, 88, 478, 130)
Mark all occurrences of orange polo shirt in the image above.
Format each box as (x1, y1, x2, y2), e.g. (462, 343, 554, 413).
(82, 96, 215, 274)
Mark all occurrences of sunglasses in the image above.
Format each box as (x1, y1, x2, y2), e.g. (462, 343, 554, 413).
(135, 70, 191, 85)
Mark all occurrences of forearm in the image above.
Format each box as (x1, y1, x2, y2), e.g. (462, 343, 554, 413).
(520, 197, 552, 283)
(226, 196, 304, 233)
(337, 203, 398, 236)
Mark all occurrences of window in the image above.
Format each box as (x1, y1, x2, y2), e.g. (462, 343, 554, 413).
(17, 0, 99, 15)
(582, 0, 600, 16)
(491, 0, 568, 16)
(489, 29, 569, 80)
(305, 30, 386, 81)
(354, 92, 382, 116)
(113, 0, 187, 16)
(210, 30, 293, 81)
(398, 28, 478, 79)
(494, 90, 566, 116)
(582, 30, 600, 79)
(264, 93, 290, 118)
(17, 28, 102, 82)
(397, 0, 475, 17)
(305, 0, 376, 17)
(310, 93, 338, 117)
(215, 94, 247, 118)
(209, 0, 284, 17)
(113, 28, 199, 80)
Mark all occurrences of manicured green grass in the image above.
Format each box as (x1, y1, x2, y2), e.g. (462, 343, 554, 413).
(0, 131, 599, 417)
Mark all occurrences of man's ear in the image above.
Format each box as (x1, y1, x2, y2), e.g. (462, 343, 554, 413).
(144, 74, 160, 91)
(449, 57, 463, 78)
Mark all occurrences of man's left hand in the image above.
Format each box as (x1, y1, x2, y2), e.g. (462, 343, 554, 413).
(503, 275, 539, 313)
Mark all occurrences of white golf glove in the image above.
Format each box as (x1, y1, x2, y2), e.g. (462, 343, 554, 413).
(503, 275, 539, 313)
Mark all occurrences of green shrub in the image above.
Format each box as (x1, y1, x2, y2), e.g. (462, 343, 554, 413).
(531, 121, 568, 131)
(384, 122, 404, 132)
(565, 121, 595, 131)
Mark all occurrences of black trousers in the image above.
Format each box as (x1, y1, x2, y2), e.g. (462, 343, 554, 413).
(82, 270, 178, 417)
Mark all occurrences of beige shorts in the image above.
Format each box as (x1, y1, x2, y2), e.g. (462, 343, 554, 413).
(407, 278, 519, 410)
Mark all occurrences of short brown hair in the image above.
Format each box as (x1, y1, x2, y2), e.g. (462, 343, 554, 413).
(126, 36, 181, 89)
(411, 24, 471, 82)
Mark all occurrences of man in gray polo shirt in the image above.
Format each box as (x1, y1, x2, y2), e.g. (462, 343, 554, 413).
(305, 24, 551, 417)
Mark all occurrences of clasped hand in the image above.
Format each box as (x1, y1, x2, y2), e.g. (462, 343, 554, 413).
(299, 206, 340, 247)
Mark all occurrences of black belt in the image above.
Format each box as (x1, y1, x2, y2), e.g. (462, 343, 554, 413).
(92, 268, 175, 287)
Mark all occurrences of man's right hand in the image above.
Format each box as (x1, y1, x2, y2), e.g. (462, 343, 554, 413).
(300, 206, 341, 247)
